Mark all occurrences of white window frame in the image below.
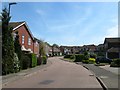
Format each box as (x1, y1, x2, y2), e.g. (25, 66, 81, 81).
(28, 37, 31, 45)
(22, 35, 25, 44)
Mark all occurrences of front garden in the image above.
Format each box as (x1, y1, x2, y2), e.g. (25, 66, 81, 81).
(63, 52, 120, 67)
(2, 7, 48, 75)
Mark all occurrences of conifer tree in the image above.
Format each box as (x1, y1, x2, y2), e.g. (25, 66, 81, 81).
(14, 31, 22, 69)
(2, 8, 14, 75)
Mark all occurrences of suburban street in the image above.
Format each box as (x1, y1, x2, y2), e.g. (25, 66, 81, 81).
(2, 57, 102, 89)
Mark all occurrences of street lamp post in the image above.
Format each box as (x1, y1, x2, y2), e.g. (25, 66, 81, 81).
(8, 2, 17, 16)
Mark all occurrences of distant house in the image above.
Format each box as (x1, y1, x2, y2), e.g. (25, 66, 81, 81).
(96, 44, 105, 56)
(33, 38, 40, 57)
(60, 46, 82, 55)
(104, 38, 120, 59)
(81, 44, 97, 54)
(60, 46, 73, 55)
(52, 44, 61, 56)
(9, 21, 39, 57)
(44, 42, 52, 57)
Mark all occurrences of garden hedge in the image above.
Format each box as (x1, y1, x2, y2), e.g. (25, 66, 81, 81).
(110, 58, 120, 67)
(27, 53, 37, 68)
(42, 56, 47, 64)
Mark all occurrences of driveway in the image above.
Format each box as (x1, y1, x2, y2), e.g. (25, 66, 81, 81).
(79, 63, 119, 90)
(2, 57, 102, 88)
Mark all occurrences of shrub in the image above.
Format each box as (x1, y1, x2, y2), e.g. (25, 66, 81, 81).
(13, 53, 20, 73)
(89, 58, 96, 64)
(70, 55, 75, 59)
(21, 54, 31, 69)
(84, 51, 88, 56)
(27, 53, 37, 68)
(110, 58, 120, 67)
(90, 54, 97, 59)
(31, 54, 37, 67)
(82, 60, 89, 64)
(37, 56, 42, 65)
(74, 54, 84, 62)
(84, 55, 89, 60)
(42, 56, 47, 64)
(64, 55, 72, 58)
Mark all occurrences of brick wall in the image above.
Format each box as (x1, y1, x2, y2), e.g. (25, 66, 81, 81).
(13, 25, 34, 52)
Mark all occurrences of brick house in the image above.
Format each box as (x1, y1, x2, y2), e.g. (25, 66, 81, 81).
(95, 44, 105, 56)
(44, 42, 52, 57)
(80, 44, 97, 54)
(52, 44, 61, 56)
(60, 46, 73, 55)
(33, 38, 40, 57)
(9, 21, 39, 57)
(104, 38, 120, 59)
(60, 46, 82, 55)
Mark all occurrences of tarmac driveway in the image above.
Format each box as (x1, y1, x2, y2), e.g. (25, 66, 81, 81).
(80, 63, 119, 90)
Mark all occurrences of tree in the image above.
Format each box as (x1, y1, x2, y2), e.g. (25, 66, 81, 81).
(14, 31, 22, 69)
(39, 40, 45, 56)
(2, 8, 15, 75)
(37, 40, 46, 65)
(53, 44, 59, 48)
(84, 51, 89, 60)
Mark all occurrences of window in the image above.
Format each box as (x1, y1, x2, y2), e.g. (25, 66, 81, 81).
(22, 35, 25, 44)
(28, 37, 31, 45)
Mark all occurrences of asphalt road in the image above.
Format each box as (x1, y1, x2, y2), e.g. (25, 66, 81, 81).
(2, 57, 102, 89)
(80, 63, 119, 90)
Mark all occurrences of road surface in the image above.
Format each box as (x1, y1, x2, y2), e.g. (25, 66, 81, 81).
(3, 57, 102, 88)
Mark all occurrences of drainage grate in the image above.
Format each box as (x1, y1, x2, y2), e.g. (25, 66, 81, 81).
(39, 80, 54, 85)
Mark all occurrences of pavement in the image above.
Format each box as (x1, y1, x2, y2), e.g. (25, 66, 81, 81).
(99, 65, 119, 75)
(76, 63, 119, 90)
(2, 57, 102, 89)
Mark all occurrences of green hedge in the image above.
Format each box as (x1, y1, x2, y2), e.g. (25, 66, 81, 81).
(82, 58, 96, 64)
(74, 54, 84, 62)
(70, 55, 75, 59)
(21, 54, 31, 69)
(90, 54, 97, 59)
(32, 54, 37, 67)
(42, 56, 47, 64)
(27, 53, 37, 68)
(110, 58, 120, 67)
(88, 58, 96, 64)
(64, 54, 72, 58)
(37, 56, 42, 65)
(64, 54, 84, 62)
(82, 60, 89, 64)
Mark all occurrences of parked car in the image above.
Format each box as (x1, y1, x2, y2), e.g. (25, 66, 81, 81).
(96, 57, 112, 64)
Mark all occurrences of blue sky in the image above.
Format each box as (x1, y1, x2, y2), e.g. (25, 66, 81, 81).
(2, 2, 118, 46)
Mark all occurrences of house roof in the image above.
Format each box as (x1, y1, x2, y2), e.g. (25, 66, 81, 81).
(107, 47, 120, 52)
(9, 21, 24, 29)
(104, 38, 120, 44)
(9, 21, 34, 40)
(34, 37, 41, 43)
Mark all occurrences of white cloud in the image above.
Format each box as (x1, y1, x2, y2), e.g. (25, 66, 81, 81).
(36, 9, 45, 15)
